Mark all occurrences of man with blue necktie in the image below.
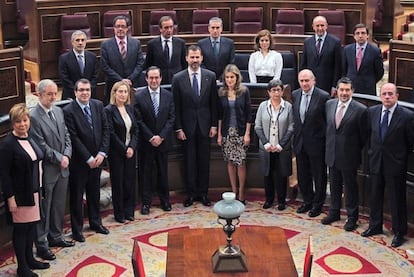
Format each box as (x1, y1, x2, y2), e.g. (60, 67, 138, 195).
(361, 83, 414, 248)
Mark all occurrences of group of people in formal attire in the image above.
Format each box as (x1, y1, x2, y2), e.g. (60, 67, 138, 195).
(0, 12, 412, 277)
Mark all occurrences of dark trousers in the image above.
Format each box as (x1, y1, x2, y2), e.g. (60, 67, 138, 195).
(296, 150, 327, 209)
(69, 164, 102, 234)
(183, 127, 211, 197)
(13, 222, 36, 276)
(139, 148, 169, 205)
(264, 152, 287, 204)
(328, 166, 359, 220)
(109, 153, 136, 219)
(369, 173, 407, 235)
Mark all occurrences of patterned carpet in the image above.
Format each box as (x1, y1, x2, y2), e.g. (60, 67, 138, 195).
(1, 191, 414, 276)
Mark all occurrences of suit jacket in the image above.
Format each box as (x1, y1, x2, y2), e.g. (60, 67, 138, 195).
(59, 50, 99, 100)
(104, 104, 138, 157)
(145, 37, 186, 84)
(343, 43, 384, 95)
(367, 104, 414, 176)
(134, 87, 175, 152)
(172, 68, 218, 137)
(325, 99, 367, 170)
(292, 86, 330, 156)
(198, 37, 235, 80)
(101, 36, 144, 94)
(29, 104, 72, 180)
(218, 88, 252, 137)
(300, 34, 342, 92)
(63, 99, 110, 166)
(254, 99, 294, 176)
(0, 134, 43, 206)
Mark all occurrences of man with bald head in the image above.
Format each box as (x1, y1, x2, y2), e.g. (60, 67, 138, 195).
(300, 15, 342, 96)
(361, 83, 414, 248)
(292, 69, 330, 217)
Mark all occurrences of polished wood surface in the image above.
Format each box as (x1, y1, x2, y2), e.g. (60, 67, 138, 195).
(166, 226, 298, 276)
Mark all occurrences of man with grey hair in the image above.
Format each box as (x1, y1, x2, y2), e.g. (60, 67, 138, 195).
(197, 17, 235, 80)
(59, 30, 99, 100)
(30, 79, 74, 261)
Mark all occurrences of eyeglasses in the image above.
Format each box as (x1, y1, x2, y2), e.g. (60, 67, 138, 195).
(114, 25, 128, 29)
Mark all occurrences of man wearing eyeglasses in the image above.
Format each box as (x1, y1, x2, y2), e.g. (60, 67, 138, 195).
(101, 15, 144, 104)
(59, 30, 99, 100)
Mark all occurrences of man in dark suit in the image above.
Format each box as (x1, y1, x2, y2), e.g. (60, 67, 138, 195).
(292, 69, 330, 217)
(361, 83, 414, 248)
(63, 78, 110, 242)
(343, 23, 384, 96)
(300, 16, 342, 96)
(134, 66, 175, 215)
(30, 80, 74, 261)
(59, 30, 99, 100)
(101, 15, 144, 104)
(321, 77, 367, 231)
(172, 45, 218, 207)
(197, 17, 235, 81)
(144, 16, 186, 85)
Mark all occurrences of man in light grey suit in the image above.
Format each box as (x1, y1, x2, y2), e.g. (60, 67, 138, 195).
(30, 79, 74, 261)
(321, 77, 367, 231)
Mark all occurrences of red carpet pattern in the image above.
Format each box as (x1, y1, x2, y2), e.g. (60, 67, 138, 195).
(1, 197, 414, 276)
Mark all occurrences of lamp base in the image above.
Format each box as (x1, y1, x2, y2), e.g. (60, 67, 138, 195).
(211, 245, 248, 273)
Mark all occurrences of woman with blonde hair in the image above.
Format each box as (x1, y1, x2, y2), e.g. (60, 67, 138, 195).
(248, 29, 283, 83)
(104, 81, 138, 223)
(217, 64, 252, 204)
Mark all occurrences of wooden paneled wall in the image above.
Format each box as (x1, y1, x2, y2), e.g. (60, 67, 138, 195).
(0, 47, 25, 116)
(15, 0, 375, 82)
(388, 39, 414, 102)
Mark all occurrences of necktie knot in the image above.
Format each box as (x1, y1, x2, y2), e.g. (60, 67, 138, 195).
(77, 54, 85, 73)
(316, 38, 322, 54)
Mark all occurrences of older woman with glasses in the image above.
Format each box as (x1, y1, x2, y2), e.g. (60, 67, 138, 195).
(255, 80, 294, 210)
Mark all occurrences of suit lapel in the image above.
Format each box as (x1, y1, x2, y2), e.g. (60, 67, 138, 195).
(339, 100, 355, 128)
(386, 105, 402, 138)
(38, 106, 60, 138)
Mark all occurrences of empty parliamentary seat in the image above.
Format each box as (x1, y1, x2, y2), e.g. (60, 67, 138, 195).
(102, 10, 132, 37)
(60, 14, 91, 52)
(275, 9, 305, 35)
(318, 10, 346, 45)
(149, 10, 178, 35)
(192, 9, 219, 34)
(234, 53, 251, 82)
(280, 51, 298, 90)
(233, 7, 263, 34)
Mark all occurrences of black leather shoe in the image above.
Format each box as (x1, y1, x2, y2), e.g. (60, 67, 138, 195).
(391, 234, 405, 248)
(126, 216, 135, 221)
(308, 208, 322, 217)
(28, 260, 50, 270)
(262, 201, 273, 209)
(183, 197, 194, 207)
(141, 205, 150, 215)
(361, 227, 383, 237)
(115, 217, 126, 223)
(201, 196, 211, 206)
(321, 215, 340, 225)
(17, 268, 38, 277)
(72, 232, 85, 242)
(49, 239, 75, 248)
(296, 204, 312, 213)
(161, 202, 172, 211)
(343, 219, 358, 231)
(90, 224, 110, 235)
(37, 248, 56, 261)
(277, 203, 286, 211)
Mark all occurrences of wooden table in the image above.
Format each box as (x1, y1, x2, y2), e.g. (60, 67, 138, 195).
(166, 226, 298, 276)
